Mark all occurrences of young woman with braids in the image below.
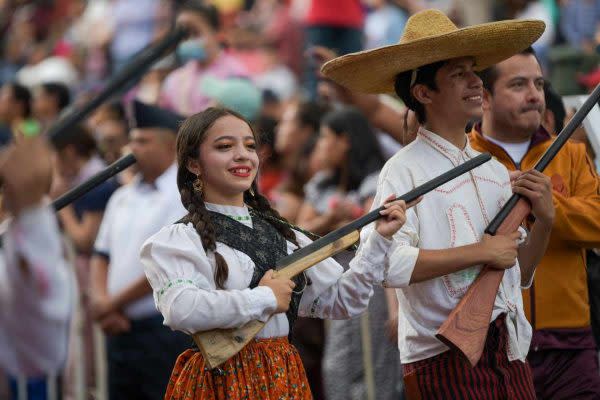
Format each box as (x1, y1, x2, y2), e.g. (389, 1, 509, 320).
(140, 107, 409, 400)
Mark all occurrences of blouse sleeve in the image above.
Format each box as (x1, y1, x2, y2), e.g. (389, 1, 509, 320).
(363, 170, 421, 289)
(140, 223, 278, 335)
(297, 220, 392, 320)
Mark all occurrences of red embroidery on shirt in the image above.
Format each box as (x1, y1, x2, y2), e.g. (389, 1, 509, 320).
(443, 204, 480, 298)
(419, 131, 461, 165)
(434, 176, 510, 194)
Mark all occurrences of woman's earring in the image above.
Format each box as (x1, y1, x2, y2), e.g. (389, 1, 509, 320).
(193, 174, 203, 195)
(249, 186, 255, 197)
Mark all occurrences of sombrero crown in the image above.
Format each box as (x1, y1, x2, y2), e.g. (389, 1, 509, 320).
(321, 9, 545, 94)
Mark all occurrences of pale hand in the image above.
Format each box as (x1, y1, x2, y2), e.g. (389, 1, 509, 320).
(375, 195, 421, 239)
(259, 270, 295, 313)
(481, 232, 521, 270)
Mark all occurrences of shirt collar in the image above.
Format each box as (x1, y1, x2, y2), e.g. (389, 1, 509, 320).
(417, 127, 479, 165)
(133, 163, 177, 193)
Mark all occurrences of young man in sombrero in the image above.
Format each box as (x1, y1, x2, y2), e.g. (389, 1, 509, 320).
(322, 9, 555, 399)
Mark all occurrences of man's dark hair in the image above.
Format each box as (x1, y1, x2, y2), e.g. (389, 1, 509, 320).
(8, 83, 32, 118)
(41, 82, 71, 111)
(544, 81, 566, 133)
(179, 1, 220, 31)
(54, 125, 97, 158)
(479, 46, 537, 94)
(394, 61, 446, 124)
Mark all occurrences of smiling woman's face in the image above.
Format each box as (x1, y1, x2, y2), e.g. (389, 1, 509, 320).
(194, 115, 259, 206)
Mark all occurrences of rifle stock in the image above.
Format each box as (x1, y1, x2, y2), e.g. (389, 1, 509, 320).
(192, 230, 360, 369)
(436, 198, 531, 366)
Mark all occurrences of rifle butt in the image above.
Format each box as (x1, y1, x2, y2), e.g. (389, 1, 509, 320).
(190, 229, 360, 368)
(192, 319, 266, 369)
(436, 198, 531, 366)
(436, 267, 504, 366)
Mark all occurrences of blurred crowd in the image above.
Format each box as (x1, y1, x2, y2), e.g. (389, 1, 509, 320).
(0, 0, 599, 399)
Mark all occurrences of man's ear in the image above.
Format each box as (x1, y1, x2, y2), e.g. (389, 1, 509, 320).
(187, 158, 201, 176)
(482, 88, 493, 112)
(411, 84, 432, 105)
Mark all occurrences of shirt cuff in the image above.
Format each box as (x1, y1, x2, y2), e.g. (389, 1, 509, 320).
(352, 230, 393, 282)
(249, 286, 278, 322)
(383, 245, 419, 288)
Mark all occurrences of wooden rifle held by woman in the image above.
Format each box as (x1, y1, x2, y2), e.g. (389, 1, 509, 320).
(437, 83, 600, 367)
(192, 153, 492, 369)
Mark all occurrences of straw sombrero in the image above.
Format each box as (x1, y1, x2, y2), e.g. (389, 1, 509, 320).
(321, 9, 545, 94)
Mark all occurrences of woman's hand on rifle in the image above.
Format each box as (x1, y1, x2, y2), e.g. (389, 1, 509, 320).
(259, 270, 296, 313)
(376, 195, 420, 240)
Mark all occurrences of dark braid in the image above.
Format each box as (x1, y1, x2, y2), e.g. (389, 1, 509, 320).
(176, 108, 248, 289)
(244, 181, 299, 248)
(179, 179, 229, 289)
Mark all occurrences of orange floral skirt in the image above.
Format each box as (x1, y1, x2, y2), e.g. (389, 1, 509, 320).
(164, 337, 312, 400)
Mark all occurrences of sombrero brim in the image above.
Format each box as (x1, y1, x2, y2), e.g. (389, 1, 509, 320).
(321, 19, 545, 94)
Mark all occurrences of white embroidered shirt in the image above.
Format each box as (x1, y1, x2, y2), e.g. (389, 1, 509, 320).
(360, 128, 532, 364)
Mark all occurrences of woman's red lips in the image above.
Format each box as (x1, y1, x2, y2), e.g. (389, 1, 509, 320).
(229, 167, 251, 177)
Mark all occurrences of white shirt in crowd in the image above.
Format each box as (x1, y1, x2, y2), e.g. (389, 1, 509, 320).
(94, 163, 186, 320)
(0, 204, 72, 377)
(140, 202, 392, 338)
(360, 128, 531, 364)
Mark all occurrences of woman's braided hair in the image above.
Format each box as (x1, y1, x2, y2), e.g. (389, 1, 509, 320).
(176, 107, 299, 289)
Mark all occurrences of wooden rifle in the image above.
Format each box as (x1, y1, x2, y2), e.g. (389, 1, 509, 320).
(436, 83, 600, 367)
(192, 153, 493, 368)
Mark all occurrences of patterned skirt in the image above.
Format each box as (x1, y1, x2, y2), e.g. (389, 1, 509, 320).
(164, 336, 312, 400)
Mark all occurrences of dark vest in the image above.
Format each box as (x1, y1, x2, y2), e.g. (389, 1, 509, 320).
(178, 210, 306, 336)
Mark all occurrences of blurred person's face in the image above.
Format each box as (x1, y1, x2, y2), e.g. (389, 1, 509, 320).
(53, 146, 83, 181)
(129, 128, 175, 181)
(188, 115, 259, 205)
(314, 125, 349, 170)
(96, 120, 129, 164)
(275, 104, 312, 157)
(33, 87, 55, 120)
(482, 54, 545, 141)
(0, 85, 14, 122)
(176, 11, 219, 63)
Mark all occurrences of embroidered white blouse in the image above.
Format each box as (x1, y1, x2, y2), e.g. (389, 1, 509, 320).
(360, 128, 532, 364)
(140, 203, 392, 338)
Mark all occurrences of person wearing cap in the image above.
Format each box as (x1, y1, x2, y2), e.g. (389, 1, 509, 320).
(90, 101, 189, 399)
(322, 9, 554, 398)
(159, 1, 247, 116)
(471, 47, 600, 399)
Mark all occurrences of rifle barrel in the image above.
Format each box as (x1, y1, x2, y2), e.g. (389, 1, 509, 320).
(52, 154, 136, 211)
(47, 27, 188, 148)
(486, 83, 600, 235)
(276, 153, 492, 269)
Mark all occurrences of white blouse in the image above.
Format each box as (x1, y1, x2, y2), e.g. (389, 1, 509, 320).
(140, 203, 392, 338)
